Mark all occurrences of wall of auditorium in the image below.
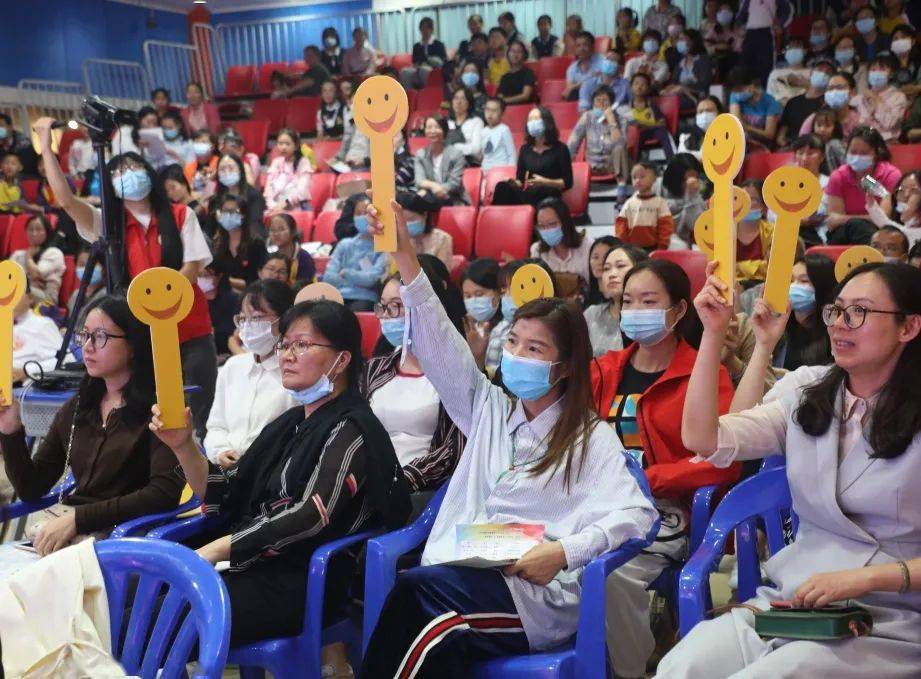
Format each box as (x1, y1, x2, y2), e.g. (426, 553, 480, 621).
(0, 0, 188, 87)
(215, 0, 371, 24)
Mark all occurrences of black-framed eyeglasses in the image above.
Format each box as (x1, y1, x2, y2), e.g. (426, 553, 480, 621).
(821, 303, 903, 329)
(373, 301, 404, 319)
(74, 329, 127, 349)
(274, 338, 334, 358)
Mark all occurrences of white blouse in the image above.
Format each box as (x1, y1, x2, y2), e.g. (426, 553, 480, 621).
(369, 371, 441, 466)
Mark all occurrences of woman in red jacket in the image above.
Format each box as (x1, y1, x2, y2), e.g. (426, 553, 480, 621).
(591, 258, 737, 677)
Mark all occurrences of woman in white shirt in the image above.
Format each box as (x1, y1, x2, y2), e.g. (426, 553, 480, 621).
(529, 196, 594, 287)
(360, 197, 657, 678)
(10, 214, 65, 307)
(448, 87, 485, 162)
(204, 279, 296, 469)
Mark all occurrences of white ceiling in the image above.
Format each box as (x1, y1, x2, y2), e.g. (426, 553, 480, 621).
(109, 0, 339, 15)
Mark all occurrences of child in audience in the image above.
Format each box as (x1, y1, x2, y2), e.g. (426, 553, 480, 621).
(322, 211, 389, 311)
(618, 73, 676, 159)
(360, 195, 657, 679)
(198, 258, 239, 356)
(0, 152, 39, 214)
(10, 280, 64, 381)
(205, 280, 295, 469)
(567, 85, 630, 182)
(10, 214, 65, 307)
(497, 40, 536, 106)
(184, 129, 219, 202)
(704, 3, 742, 81)
(320, 27, 343, 74)
(736, 179, 774, 286)
(315, 82, 344, 142)
(728, 66, 783, 151)
(212, 193, 266, 291)
(791, 134, 831, 246)
(662, 153, 707, 248)
(485, 27, 510, 86)
(663, 260, 921, 678)
(852, 54, 908, 142)
(480, 97, 517, 173)
(530, 14, 562, 59)
(1, 295, 183, 554)
(808, 107, 845, 172)
(266, 212, 316, 284)
(263, 128, 312, 212)
(616, 162, 674, 252)
(530, 196, 594, 285)
(584, 244, 648, 356)
(615, 7, 641, 53)
(397, 191, 453, 268)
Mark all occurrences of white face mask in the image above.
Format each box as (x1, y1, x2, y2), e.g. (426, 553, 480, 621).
(240, 321, 277, 356)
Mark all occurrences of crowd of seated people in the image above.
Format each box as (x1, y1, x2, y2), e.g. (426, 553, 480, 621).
(0, 1, 920, 676)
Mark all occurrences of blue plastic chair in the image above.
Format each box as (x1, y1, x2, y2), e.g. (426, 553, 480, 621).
(148, 513, 377, 679)
(97, 538, 230, 679)
(1, 472, 76, 521)
(677, 466, 793, 637)
(108, 495, 203, 538)
(362, 454, 662, 679)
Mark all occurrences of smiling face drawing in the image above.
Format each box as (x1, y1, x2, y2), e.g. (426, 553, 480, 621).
(351, 76, 410, 139)
(0, 261, 26, 310)
(834, 245, 884, 283)
(510, 264, 555, 307)
(127, 267, 195, 327)
(762, 166, 823, 220)
(702, 114, 745, 183)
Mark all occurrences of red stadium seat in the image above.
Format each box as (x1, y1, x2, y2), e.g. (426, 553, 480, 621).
(503, 105, 532, 134)
(511, 132, 525, 150)
(788, 15, 818, 40)
(408, 136, 428, 155)
(289, 211, 315, 240)
(20, 179, 39, 203)
(482, 166, 517, 206)
(537, 56, 573, 84)
(59, 255, 77, 307)
(475, 205, 535, 260)
(742, 152, 773, 180)
(289, 60, 308, 77)
(336, 172, 371, 187)
(355, 312, 381, 358)
(410, 109, 441, 132)
(523, 61, 539, 81)
(59, 128, 83, 164)
(655, 95, 680, 136)
(389, 53, 413, 72)
(594, 36, 612, 53)
(224, 65, 257, 96)
(765, 152, 795, 174)
(313, 255, 330, 275)
(424, 68, 444, 88)
(310, 140, 341, 171)
(257, 62, 290, 94)
(252, 99, 289, 133)
(416, 87, 444, 112)
(562, 162, 590, 218)
(462, 168, 482, 210)
(285, 97, 320, 134)
(0, 215, 12, 257)
(546, 102, 580, 131)
(312, 210, 341, 243)
(309, 173, 336, 213)
(4, 214, 34, 254)
(651, 250, 708, 297)
(539, 79, 567, 105)
(449, 254, 467, 285)
(484, 83, 498, 97)
(234, 119, 270, 157)
(805, 245, 850, 262)
(437, 206, 477, 257)
(889, 144, 921, 174)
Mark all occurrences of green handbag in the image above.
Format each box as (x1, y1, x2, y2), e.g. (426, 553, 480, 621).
(754, 604, 873, 641)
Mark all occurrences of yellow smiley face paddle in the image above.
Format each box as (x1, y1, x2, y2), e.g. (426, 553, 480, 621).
(834, 245, 884, 283)
(0, 261, 27, 406)
(510, 264, 555, 307)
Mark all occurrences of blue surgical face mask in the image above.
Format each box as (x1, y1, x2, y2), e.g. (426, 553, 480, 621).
(353, 215, 370, 234)
(675, 40, 689, 55)
(76, 266, 103, 286)
(620, 308, 673, 346)
(406, 219, 426, 237)
(219, 212, 243, 231)
(501, 295, 516, 322)
(696, 111, 716, 131)
(287, 351, 343, 405)
(461, 71, 480, 88)
(465, 296, 497, 322)
(867, 70, 889, 90)
(380, 317, 405, 347)
(824, 88, 849, 109)
(642, 39, 659, 54)
(846, 153, 873, 173)
(785, 48, 805, 66)
(163, 128, 180, 141)
(743, 208, 763, 222)
(855, 17, 875, 35)
(730, 90, 752, 104)
(593, 107, 607, 122)
(500, 350, 560, 401)
(835, 48, 854, 64)
(113, 169, 152, 201)
(526, 119, 545, 137)
(600, 59, 617, 76)
(219, 170, 241, 187)
(788, 283, 816, 312)
(0, 127, 8, 140)
(896, 201, 910, 214)
(193, 141, 212, 157)
(538, 226, 564, 247)
(810, 70, 830, 89)
(810, 33, 827, 47)
(717, 9, 734, 26)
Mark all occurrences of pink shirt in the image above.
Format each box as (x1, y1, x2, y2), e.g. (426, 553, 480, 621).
(263, 156, 313, 209)
(825, 161, 901, 216)
(798, 107, 861, 138)
(852, 86, 908, 142)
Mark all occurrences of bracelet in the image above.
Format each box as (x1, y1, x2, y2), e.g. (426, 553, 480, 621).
(897, 560, 911, 594)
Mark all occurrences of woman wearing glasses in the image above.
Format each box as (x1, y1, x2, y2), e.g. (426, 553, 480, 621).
(34, 117, 217, 438)
(657, 260, 921, 677)
(151, 299, 411, 646)
(0, 295, 184, 556)
(204, 280, 295, 470)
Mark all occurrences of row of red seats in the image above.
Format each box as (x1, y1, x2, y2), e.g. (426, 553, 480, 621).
(741, 144, 921, 180)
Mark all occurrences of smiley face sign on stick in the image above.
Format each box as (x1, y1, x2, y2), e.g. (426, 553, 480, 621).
(694, 186, 752, 260)
(127, 268, 195, 429)
(0, 261, 26, 406)
(351, 76, 410, 253)
(834, 245, 884, 283)
(510, 264, 555, 307)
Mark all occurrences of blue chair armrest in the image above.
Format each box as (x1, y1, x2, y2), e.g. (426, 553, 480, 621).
(148, 514, 229, 542)
(110, 496, 203, 538)
(689, 484, 720, 555)
(2, 473, 76, 521)
(362, 484, 448, 650)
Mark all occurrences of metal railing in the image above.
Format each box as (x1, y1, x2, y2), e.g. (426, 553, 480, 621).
(16, 80, 84, 132)
(82, 58, 150, 108)
(191, 23, 221, 98)
(144, 40, 200, 105)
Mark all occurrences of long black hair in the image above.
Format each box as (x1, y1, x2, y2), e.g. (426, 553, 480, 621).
(279, 300, 365, 389)
(585, 236, 622, 307)
(213, 152, 251, 201)
(212, 192, 253, 258)
(107, 152, 183, 273)
(25, 214, 55, 259)
(525, 106, 561, 145)
(622, 258, 702, 348)
(75, 295, 155, 427)
(242, 278, 294, 318)
(794, 262, 921, 459)
(785, 253, 835, 368)
(535, 196, 584, 252)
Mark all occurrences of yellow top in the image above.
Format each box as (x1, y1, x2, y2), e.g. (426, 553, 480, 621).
(0, 180, 23, 213)
(487, 57, 510, 86)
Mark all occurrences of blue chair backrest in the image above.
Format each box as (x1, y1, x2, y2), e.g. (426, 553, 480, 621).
(96, 538, 231, 679)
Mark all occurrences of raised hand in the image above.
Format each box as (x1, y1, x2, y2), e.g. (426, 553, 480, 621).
(694, 261, 733, 335)
(148, 404, 195, 451)
(750, 297, 790, 352)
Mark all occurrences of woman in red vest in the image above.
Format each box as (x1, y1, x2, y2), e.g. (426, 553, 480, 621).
(590, 257, 737, 677)
(34, 117, 217, 437)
